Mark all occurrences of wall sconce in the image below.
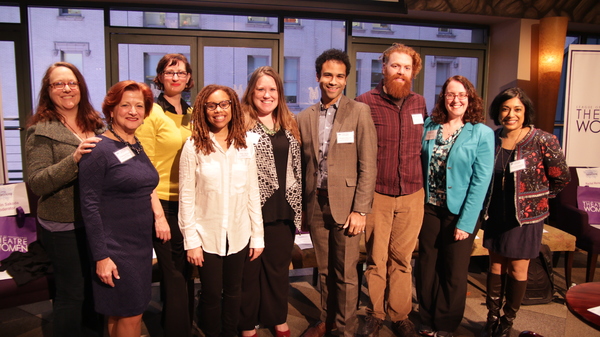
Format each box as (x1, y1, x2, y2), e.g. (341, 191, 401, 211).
(537, 16, 568, 133)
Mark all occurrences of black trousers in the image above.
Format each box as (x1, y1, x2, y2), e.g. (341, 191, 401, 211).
(198, 244, 249, 337)
(416, 204, 479, 332)
(153, 199, 193, 337)
(38, 226, 103, 337)
(239, 220, 295, 329)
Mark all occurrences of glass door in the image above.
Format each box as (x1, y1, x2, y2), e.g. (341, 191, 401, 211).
(200, 37, 279, 98)
(110, 32, 280, 105)
(350, 38, 485, 115)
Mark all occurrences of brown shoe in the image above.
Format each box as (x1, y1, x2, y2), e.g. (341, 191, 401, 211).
(357, 315, 383, 337)
(392, 319, 417, 337)
(302, 321, 327, 337)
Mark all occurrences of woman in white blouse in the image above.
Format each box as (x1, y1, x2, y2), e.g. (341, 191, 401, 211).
(178, 84, 264, 337)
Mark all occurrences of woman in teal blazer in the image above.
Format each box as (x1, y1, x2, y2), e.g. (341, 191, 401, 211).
(416, 76, 494, 337)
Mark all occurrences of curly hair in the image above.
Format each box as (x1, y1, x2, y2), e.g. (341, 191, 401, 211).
(242, 66, 301, 143)
(489, 87, 535, 126)
(190, 85, 247, 155)
(315, 49, 351, 76)
(27, 62, 103, 131)
(431, 75, 484, 125)
(153, 53, 194, 92)
(381, 43, 422, 79)
(102, 80, 154, 124)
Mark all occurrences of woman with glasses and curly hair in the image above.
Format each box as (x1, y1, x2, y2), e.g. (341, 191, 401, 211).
(179, 84, 264, 337)
(417, 75, 494, 337)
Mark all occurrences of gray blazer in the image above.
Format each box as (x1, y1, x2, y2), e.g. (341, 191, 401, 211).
(297, 95, 377, 225)
(26, 120, 83, 223)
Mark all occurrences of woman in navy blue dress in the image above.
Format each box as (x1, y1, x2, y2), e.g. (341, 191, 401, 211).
(80, 81, 158, 337)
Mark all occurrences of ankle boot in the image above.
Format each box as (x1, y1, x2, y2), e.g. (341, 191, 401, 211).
(480, 273, 503, 337)
(494, 276, 527, 337)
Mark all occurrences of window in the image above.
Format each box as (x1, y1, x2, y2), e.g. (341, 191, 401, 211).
(59, 9, 81, 16)
(144, 12, 166, 27)
(248, 16, 269, 23)
(53, 42, 90, 71)
(179, 13, 200, 28)
(370, 59, 382, 89)
(352, 21, 485, 44)
(284, 57, 299, 104)
(61, 51, 83, 70)
(284, 18, 301, 26)
(437, 27, 456, 38)
(247, 55, 269, 78)
(0, 6, 20, 23)
(372, 23, 391, 31)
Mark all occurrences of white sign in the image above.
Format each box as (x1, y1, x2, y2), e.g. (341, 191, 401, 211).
(0, 182, 30, 217)
(576, 167, 600, 187)
(562, 45, 600, 167)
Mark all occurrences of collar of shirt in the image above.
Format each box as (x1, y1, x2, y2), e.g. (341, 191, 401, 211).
(157, 92, 190, 115)
(319, 96, 342, 113)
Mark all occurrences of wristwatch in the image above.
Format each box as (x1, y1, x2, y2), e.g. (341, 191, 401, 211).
(357, 212, 367, 216)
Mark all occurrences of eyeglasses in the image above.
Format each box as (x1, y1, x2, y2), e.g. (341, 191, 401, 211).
(205, 100, 231, 111)
(162, 71, 188, 78)
(50, 81, 79, 90)
(445, 92, 468, 100)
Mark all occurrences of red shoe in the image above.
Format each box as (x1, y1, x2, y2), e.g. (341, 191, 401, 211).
(275, 329, 291, 337)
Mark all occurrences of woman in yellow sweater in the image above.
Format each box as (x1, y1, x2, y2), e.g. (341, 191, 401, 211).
(135, 53, 194, 337)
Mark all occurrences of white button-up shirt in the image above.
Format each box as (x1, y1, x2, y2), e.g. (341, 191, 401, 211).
(178, 134, 264, 256)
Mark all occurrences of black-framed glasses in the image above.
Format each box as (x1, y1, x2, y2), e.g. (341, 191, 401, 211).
(50, 81, 79, 90)
(444, 92, 468, 100)
(205, 100, 231, 111)
(162, 71, 188, 78)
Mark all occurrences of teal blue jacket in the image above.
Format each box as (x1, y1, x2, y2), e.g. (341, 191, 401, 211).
(421, 118, 494, 234)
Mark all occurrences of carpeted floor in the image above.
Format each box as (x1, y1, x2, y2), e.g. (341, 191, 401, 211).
(1, 249, 598, 337)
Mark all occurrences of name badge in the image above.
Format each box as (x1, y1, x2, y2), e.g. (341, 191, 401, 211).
(246, 131, 261, 145)
(425, 130, 437, 141)
(412, 113, 424, 125)
(238, 148, 252, 159)
(114, 146, 135, 163)
(337, 131, 354, 144)
(509, 159, 526, 173)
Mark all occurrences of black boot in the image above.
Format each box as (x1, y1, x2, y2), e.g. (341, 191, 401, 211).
(480, 273, 503, 337)
(494, 276, 527, 337)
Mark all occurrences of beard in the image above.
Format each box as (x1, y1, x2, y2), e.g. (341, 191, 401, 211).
(384, 74, 412, 99)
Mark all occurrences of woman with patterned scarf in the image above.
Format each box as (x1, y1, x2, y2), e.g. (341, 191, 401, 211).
(238, 66, 302, 337)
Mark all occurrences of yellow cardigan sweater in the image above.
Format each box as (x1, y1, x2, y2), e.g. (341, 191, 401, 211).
(135, 101, 192, 201)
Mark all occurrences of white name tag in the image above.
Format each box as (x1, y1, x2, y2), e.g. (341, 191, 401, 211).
(337, 131, 354, 144)
(412, 113, 424, 125)
(425, 130, 437, 141)
(238, 148, 252, 159)
(509, 159, 526, 173)
(114, 146, 135, 163)
(246, 131, 261, 145)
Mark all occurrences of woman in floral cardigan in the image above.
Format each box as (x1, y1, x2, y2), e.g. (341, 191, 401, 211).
(480, 87, 570, 337)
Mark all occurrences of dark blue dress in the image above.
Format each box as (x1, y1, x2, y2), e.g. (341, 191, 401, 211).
(79, 135, 159, 316)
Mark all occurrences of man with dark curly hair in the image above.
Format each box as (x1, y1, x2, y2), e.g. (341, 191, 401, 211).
(298, 48, 376, 337)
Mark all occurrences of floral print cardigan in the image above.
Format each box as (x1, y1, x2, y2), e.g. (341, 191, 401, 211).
(489, 126, 570, 225)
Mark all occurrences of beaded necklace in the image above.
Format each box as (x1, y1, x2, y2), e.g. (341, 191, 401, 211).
(259, 121, 279, 136)
(107, 124, 143, 155)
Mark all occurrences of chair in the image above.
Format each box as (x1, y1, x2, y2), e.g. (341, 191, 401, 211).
(549, 167, 600, 283)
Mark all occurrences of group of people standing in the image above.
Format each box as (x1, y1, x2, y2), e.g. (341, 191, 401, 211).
(24, 41, 569, 337)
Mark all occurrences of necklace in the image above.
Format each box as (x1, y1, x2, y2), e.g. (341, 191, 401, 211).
(499, 128, 524, 190)
(259, 121, 279, 136)
(107, 124, 143, 155)
(62, 120, 89, 142)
